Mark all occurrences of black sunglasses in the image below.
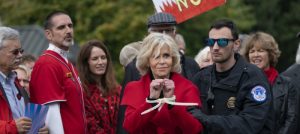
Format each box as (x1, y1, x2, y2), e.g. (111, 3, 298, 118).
(10, 48, 24, 55)
(204, 38, 235, 47)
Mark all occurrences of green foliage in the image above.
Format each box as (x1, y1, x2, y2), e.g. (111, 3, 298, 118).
(244, 0, 300, 71)
(0, 0, 268, 82)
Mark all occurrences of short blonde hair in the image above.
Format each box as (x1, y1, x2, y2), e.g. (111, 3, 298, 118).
(241, 32, 281, 67)
(136, 33, 181, 75)
(17, 65, 30, 78)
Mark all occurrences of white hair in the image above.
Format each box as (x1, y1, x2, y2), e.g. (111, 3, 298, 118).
(0, 26, 20, 48)
(195, 46, 210, 63)
(119, 41, 142, 66)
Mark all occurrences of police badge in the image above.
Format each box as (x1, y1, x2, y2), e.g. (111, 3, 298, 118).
(227, 97, 236, 109)
(251, 85, 267, 102)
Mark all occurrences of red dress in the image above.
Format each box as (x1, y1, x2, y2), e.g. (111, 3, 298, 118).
(121, 72, 203, 134)
(84, 85, 121, 134)
(30, 50, 86, 134)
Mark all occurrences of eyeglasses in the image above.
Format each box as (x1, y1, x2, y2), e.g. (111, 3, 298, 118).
(204, 38, 235, 47)
(10, 48, 24, 55)
(149, 27, 176, 34)
(151, 29, 175, 34)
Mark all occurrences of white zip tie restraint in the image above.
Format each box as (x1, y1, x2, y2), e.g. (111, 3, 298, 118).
(141, 95, 198, 115)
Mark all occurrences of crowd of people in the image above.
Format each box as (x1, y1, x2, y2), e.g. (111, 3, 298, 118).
(0, 10, 300, 134)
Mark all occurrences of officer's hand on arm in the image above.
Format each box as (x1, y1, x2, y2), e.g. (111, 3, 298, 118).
(149, 79, 164, 99)
(15, 117, 32, 134)
(38, 125, 49, 134)
(188, 107, 209, 125)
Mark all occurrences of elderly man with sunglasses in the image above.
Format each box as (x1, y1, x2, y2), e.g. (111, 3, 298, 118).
(189, 19, 273, 134)
(0, 27, 48, 134)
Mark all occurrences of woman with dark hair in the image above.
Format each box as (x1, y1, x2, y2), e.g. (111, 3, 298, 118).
(242, 32, 298, 134)
(77, 40, 121, 133)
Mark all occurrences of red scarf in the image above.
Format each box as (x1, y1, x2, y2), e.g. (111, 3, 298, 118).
(264, 66, 278, 85)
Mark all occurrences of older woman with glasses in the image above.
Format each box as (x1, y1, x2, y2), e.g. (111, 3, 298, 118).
(242, 32, 298, 134)
(121, 33, 203, 134)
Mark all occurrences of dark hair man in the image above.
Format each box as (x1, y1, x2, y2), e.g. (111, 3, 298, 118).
(189, 19, 273, 134)
(30, 11, 86, 134)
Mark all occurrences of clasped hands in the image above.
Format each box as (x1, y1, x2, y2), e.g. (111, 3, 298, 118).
(149, 79, 174, 99)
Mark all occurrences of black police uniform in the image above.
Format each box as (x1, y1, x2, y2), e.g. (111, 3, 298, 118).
(191, 54, 273, 134)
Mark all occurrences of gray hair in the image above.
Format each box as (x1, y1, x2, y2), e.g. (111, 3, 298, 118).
(0, 27, 20, 48)
(175, 34, 186, 48)
(195, 46, 210, 63)
(119, 41, 142, 66)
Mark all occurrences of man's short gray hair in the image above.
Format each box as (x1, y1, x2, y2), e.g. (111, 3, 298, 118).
(0, 26, 20, 48)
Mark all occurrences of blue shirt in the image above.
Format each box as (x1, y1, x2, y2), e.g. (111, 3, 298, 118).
(0, 71, 25, 119)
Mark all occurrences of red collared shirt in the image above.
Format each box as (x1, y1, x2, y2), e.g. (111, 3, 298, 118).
(30, 50, 86, 134)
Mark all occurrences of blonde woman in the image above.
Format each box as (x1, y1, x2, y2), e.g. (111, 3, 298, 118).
(121, 33, 203, 133)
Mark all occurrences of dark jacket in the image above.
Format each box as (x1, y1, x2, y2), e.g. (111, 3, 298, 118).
(272, 75, 298, 134)
(117, 54, 200, 134)
(192, 54, 273, 134)
(282, 63, 300, 133)
(180, 52, 200, 80)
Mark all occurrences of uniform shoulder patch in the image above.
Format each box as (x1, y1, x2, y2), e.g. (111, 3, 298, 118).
(251, 85, 267, 102)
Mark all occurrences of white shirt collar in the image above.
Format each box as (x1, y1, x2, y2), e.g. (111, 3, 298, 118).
(47, 43, 69, 63)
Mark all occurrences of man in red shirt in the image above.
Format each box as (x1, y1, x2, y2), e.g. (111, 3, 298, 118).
(30, 11, 86, 134)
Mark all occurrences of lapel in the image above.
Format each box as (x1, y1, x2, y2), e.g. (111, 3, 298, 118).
(0, 82, 9, 105)
(14, 78, 29, 104)
(272, 76, 286, 99)
(0, 76, 29, 111)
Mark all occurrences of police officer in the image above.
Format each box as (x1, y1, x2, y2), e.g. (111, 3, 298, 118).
(189, 19, 273, 134)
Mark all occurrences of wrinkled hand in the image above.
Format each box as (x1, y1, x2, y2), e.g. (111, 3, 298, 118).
(15, 117, 32, 134)
(38, 125, 49, 134)
(188, 107, 209, 125)
(162, 79, 175, 98)
(150, 79, 164, 99)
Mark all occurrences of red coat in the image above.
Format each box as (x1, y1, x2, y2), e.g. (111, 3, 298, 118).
(30, 50, 86, 134)
(0, 78, 28, 134)
(121, 72, 203, 134)
(0, 90, 18, 134)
